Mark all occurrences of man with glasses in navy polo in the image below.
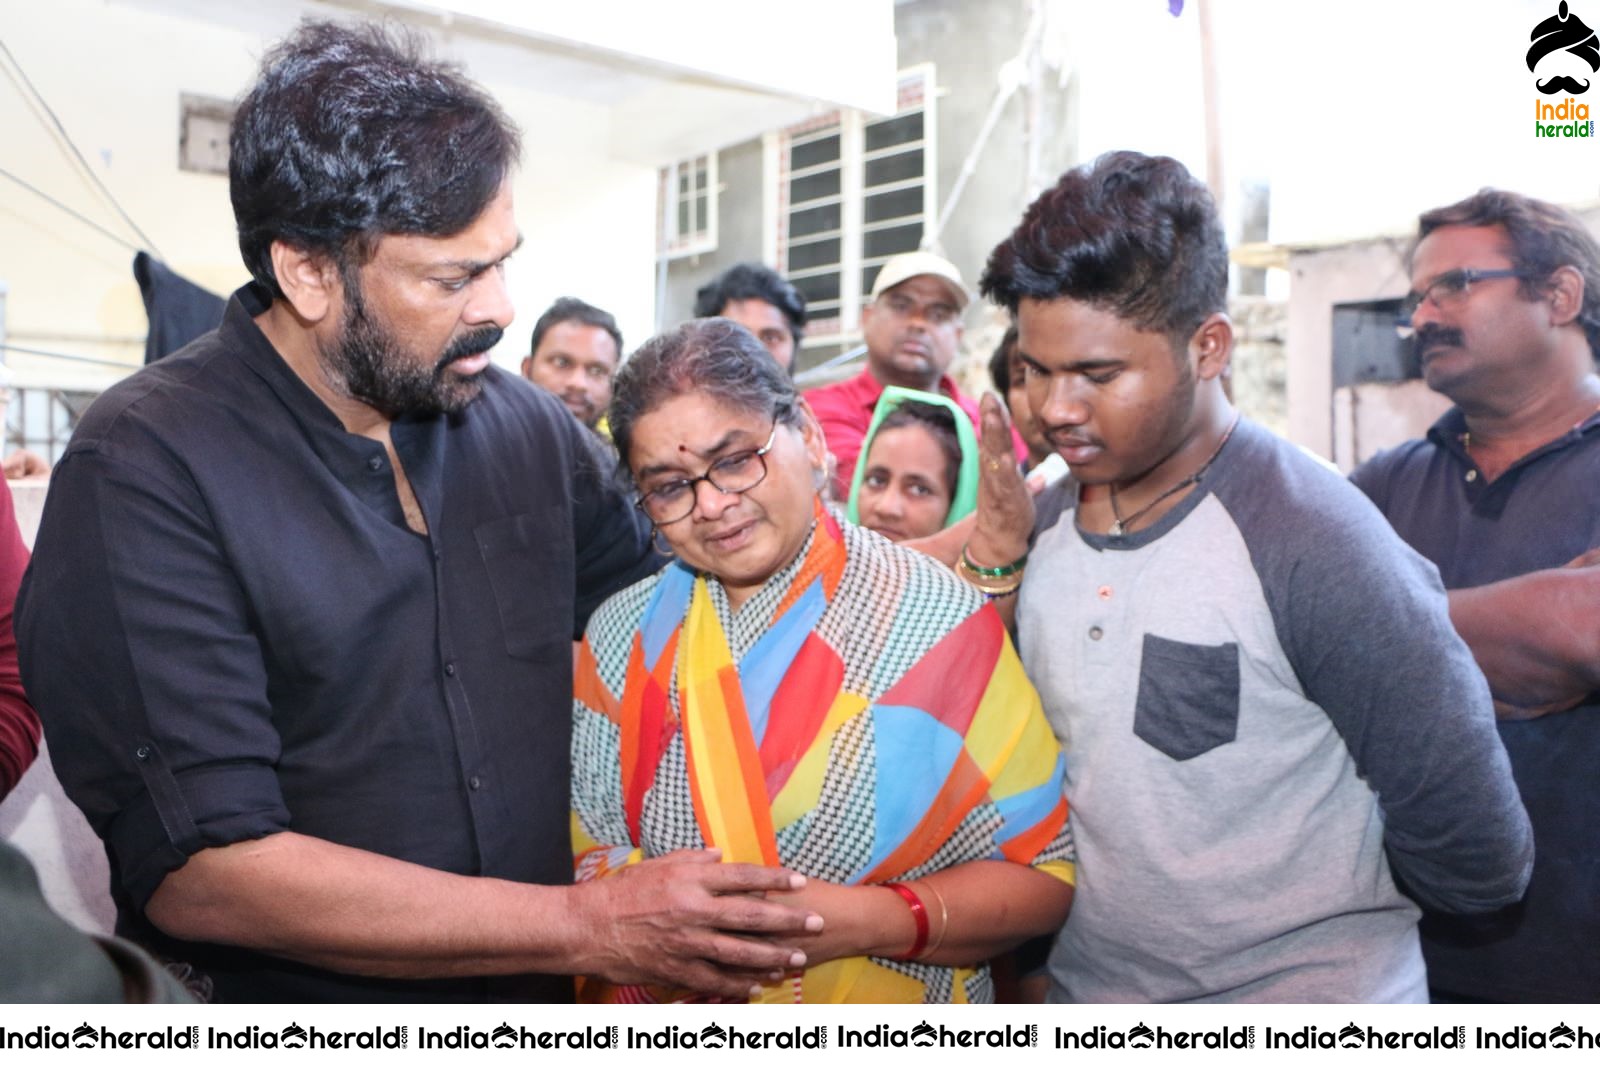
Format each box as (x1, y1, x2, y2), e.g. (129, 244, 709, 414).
(1352, 189, 1600, 1003)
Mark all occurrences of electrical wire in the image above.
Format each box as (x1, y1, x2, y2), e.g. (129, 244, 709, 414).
(0, 342, 140, 370)
(0, 36, 166, 259)
(0, 167, 145, 255)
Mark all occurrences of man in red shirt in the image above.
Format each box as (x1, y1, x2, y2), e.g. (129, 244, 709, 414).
(806, 251, 1020, 497)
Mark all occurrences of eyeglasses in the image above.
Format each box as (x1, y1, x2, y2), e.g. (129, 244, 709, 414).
(635, 422, 778, 525)
(1395, 268, 1526, 339)
(878, 291, 961, 327)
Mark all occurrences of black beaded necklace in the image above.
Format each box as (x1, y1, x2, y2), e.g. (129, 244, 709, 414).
(1108, 414, 1241, 537)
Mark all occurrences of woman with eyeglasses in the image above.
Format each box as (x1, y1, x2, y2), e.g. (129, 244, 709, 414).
(570, 319, 1074, 1004)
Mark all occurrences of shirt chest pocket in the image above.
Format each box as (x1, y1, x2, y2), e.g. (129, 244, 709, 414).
(1133, 634, 1240, 761)
(474, 511, 574, 660)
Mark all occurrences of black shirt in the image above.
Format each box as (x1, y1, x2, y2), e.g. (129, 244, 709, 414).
(17, 284, 659, 1002)
(1352, 406, 1600, 1003)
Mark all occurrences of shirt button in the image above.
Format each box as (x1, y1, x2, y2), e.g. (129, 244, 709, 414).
(1097, 585, 1113, 601)
(368, 456, 384, 472)
(469, 775, 482, 791)
(1089, 626, 1104, 640)
(444, 661, 456, 676)
(1464, 470, 1478, 482)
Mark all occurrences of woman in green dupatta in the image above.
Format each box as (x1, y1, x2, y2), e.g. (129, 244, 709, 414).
(847, 386, 978, 543)
(572, 320, 1074, 1004)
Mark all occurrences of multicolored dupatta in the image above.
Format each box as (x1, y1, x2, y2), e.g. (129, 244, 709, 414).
(572, 502, 1073, 1003)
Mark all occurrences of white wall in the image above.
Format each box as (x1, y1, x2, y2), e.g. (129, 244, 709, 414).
(495, 82, 659, 357)
(0, 0, 252, 389)
(0, 0, 665, 390)
(426, 0, 899, 134)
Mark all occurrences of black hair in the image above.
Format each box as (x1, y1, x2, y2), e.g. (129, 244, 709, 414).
(693, 262, 807, 344)
(987, 323, 1020, 395)
(869, 400, 962, 499)
(979, 151, 1227, 345)
(230, 20, 521, 298)
(1415, 189, 1600, 358)
(529, 297, 623, 359)
(609, 319, 800, 478)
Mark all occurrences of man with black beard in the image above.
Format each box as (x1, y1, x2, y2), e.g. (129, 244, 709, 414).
(16, 21, 819, 1004)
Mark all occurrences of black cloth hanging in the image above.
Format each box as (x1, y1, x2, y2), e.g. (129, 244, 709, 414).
(133, 252, 226, 364)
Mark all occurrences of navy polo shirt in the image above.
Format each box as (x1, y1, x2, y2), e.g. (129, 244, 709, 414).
(16, 284, 659, 1002)
(1352, 405, 1600, 1002)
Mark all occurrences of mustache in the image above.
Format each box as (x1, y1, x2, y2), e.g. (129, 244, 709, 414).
(1412, 324, 1463, 353)
(1537, 75, 1592, 94)
(1045, 427, 1101, 447)
(436, 326, 504, 371)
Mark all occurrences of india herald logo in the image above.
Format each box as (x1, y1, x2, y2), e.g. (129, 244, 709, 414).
(1529, 1, 1600, 94)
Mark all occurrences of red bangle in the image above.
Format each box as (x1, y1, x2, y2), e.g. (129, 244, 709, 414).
(883, 881, 929, 961)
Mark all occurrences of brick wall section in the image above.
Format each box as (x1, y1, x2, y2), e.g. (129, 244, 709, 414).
(1229, 296, 1288, 437)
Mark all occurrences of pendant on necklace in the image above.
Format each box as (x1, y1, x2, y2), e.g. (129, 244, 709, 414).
(1108, 520, 1124, 537)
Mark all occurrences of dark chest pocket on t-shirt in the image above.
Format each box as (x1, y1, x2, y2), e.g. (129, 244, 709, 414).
(1133, 634, 1240, 761)
(474, 512, 573, 660)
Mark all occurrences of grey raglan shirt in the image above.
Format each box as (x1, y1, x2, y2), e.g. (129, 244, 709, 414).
(1019, 419, 1531, 1003)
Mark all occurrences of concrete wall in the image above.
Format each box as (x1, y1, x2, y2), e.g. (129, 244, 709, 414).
(659, 137, 767, 336)
(1333, 381, 1452, 472)
(1230, 296, 1288, 438)
(1284, 239, 1413, 458)
(896, 0, 1077, 289)
(663, 0, 1079, 377)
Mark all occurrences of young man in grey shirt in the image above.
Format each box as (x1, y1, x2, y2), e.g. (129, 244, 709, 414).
(965, 151, 1532, 1003)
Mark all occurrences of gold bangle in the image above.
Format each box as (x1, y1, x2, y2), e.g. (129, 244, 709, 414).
(916, 880, 950, 961)
(956, 553, 1024, 596)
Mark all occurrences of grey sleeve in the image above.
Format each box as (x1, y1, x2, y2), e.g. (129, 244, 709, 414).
(1230, 462, 1532, 914)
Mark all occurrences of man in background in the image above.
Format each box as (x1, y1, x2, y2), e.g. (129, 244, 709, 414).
(693, 262, 807, 373)
(806, 251, 1020, 497)
(1352, 189, 1600, 1002)
(520, 296, 621, 431)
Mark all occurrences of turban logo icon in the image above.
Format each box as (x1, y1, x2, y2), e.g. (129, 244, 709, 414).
(1529, 1, 1600, 94)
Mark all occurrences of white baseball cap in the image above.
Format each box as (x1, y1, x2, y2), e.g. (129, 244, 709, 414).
(869, 251, 971, 310)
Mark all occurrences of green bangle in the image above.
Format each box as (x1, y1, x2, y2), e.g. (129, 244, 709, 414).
(955, 554, 1024, 597)
(961, 545, 1027, 578)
